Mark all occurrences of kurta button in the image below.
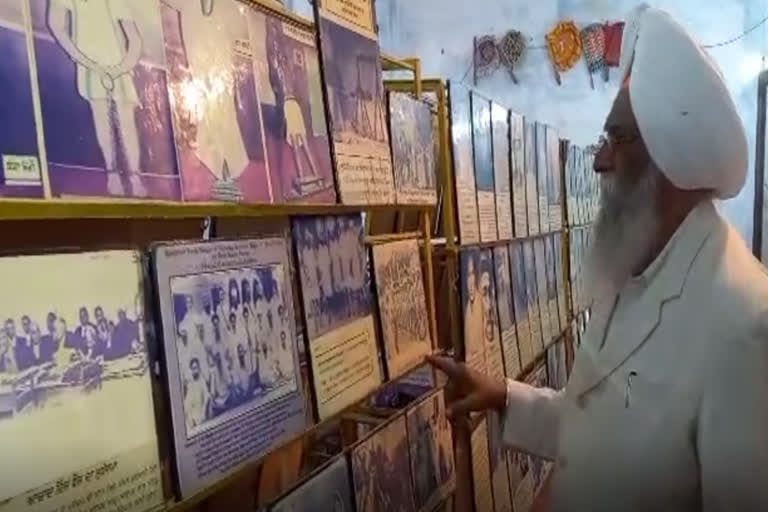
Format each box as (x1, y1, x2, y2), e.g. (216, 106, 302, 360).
(577, 394, 588, 409)
(558, 456, 568, 469)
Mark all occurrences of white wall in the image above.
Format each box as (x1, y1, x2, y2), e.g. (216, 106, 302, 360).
(370, 0, 768, 241)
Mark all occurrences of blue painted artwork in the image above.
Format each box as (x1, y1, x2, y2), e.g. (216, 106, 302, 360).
(0, 1, 44, 197)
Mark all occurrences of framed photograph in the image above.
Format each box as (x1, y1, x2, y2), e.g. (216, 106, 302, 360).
(487, 411, 513, 512)
(472, 93, 497, 243)
(493, 246, 520, 378)
(522, 241, 543, 357)
(405, 390, 455, 512)
(0, 1, 44, 197)
(151, 238, 306, 497)
(565, 143, 576, 227)
(372, 239, 432, 380)
(533, 238, 552, 348)
(547, 126, 562, 230)
(510, 112, 527, 238)
(535, 123, 549, 234)
(351, 414, 416, 512)
(293, 215, 381, 420)
(544, 234, 561, 337)
(0, 251, 162, 511)
(448, 82, 480, 244)
(546, 340, 567, 391)
(470, 418, 494, 512)
(509, 242, 533, 369)
(314, 0, 395, 205)
(491, 103, 513, 240)
(482, 251, 505, 381)
(31, 0, 180, 199)
(524, 119, 539, 236)
(508, 449, 533, 512)
(161, 0, 270, 202)
(388, 92, 438, 205)
(460, 249, 498, 375)
(249, 5, 336, 203)
(553, 233, 568, 329)
(270, 457, 354, 512)
(753, 70, 768, 261)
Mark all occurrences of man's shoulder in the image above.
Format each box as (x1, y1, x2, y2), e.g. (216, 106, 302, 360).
(692, 221, 768, 338)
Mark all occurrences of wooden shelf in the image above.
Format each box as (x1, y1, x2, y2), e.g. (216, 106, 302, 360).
(0, 199, 433, 221)
(165, 353, 446, 512)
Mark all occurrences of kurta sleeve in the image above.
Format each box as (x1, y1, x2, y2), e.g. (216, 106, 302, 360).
(697, 316, 768, 511)
(500, 379, 564, 460)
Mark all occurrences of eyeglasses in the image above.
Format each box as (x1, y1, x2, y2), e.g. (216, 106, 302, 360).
(598, 131, 641, 150)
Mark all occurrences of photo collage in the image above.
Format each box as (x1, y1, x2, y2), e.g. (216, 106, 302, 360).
(0, 0, 438, 207)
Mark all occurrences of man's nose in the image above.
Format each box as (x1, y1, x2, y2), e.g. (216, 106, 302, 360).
(593, 142, 613, 174)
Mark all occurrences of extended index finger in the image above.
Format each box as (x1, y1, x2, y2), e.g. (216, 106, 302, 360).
(425, 355, 464, 380)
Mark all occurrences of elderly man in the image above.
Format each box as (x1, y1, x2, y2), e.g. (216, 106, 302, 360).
(430, 5, 768, 511)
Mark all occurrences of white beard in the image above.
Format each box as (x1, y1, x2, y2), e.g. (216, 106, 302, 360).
(585, 170, 659, 302)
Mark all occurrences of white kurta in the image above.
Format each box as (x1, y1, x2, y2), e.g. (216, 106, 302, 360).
(501, 201, 768, 511)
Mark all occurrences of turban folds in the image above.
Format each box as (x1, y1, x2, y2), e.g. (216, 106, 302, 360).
(619, 5, 748, 199)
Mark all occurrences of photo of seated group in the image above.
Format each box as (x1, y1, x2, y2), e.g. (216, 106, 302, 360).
(170, 265, 297, 435)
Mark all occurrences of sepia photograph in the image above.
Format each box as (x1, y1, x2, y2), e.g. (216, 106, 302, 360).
(460, 249, 488, 374)
(449, 82, 480, 244)
(492, 102, 513, 240)
(161, 0, 270, 202)
(316, 4, 394, 205)
(523, 241, 544, 353)
(352, 415, 416, 512)
(0, 251, 160, 507)
(534, 238, 552, 345)
(0, 1, 44, 198)
(472, 93, 498, 243)
(510, 112, 527, 238)
(293, 214, 371, 341)
(553, 233, 568, 328)
(544, 234, 561, 335)
(546, 125, 562, 229)
(31, 0, 181, 199)
(170, 265, 298, 436)
(471, 419, 494, 512)
(510, 242, 533, 368)
(372, 239, 431, 379)
(389, 92, 437, 205)
(271, 457, 354, 512)
(535, 122, 549, 233)
(494, 246, 521, 378)
(524, 120, 539, 235)
(405, 390, 454, 512)
(488, 410, 514, 512)
(249, 6, 336, 203)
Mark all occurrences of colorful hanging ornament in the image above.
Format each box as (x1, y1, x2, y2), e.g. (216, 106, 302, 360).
(474, 35, 499, 83)
(603, 21, 625, 68)
(497, 30, 526, 85)
(581, 23, 607, 88)
(546, 21, 582, 85)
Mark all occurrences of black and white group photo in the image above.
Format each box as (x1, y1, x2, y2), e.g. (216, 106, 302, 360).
(171, 265, 297, 435)
(0, 301, 145, 418)
(294, 215, 371, 340)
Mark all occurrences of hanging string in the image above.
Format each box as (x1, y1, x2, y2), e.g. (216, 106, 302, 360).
(459, 13, 768, 84)
(702, 14, 768, 49)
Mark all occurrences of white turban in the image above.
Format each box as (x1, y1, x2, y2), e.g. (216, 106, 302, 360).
(618, 4, 748, 199)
